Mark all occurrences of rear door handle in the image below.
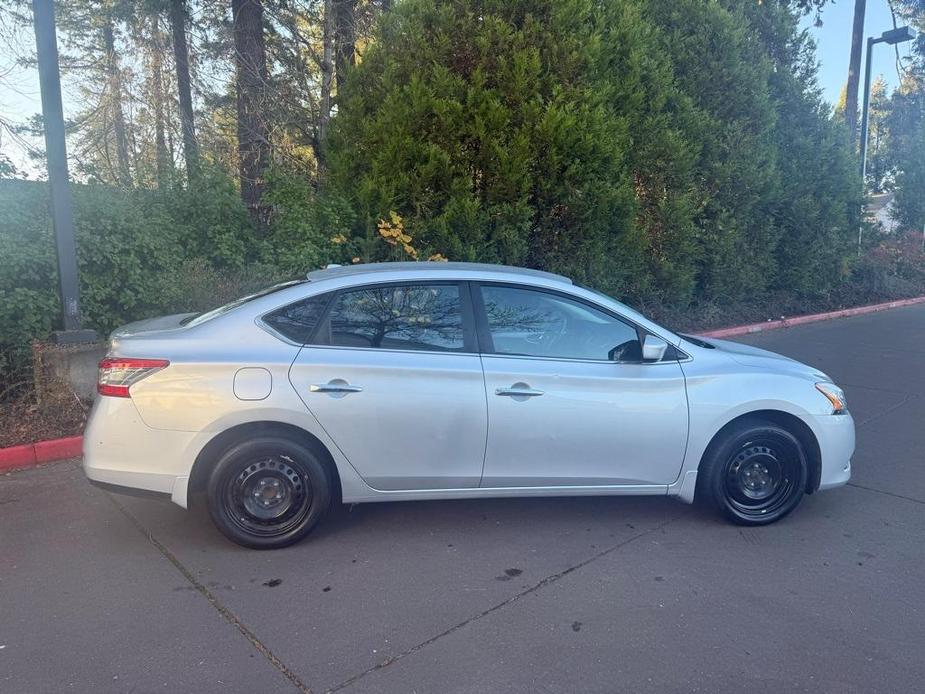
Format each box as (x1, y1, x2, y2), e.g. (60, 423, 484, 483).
(310, 382, 363, 393)
(495, 386, 544, 397)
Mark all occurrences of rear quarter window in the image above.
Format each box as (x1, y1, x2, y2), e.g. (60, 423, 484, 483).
(262, 294, 332, 344)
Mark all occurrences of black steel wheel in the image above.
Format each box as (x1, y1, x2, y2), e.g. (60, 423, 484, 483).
(698, 420, 808, 525)
(207, 436, 331, 549)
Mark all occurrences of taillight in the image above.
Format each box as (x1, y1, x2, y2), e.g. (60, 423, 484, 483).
(97, 358, 169, 397)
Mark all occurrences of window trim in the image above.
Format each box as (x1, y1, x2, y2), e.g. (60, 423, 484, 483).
(257, 277, 689, 363)
(306, 280, 478, 354)
(471, 281, 687, 364)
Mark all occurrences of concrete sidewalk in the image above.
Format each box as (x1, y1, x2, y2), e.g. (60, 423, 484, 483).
(3, 304, 925, 693)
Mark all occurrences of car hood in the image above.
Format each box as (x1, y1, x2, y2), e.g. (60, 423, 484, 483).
(110, 313, 198, 339)
(690, 336, 831, 381)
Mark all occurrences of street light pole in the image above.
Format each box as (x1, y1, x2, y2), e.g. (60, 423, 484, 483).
(32, 0, 96, 342)
(857, 25, 916, 255)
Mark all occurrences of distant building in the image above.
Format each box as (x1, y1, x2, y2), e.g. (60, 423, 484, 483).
(866, 192, 898, 233)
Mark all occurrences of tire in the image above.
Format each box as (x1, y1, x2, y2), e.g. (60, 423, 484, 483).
(697, 419, 808, 526)
(206, 435, 332, 549)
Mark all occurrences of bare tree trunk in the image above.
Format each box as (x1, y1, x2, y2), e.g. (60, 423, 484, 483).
(151, 14, 170, 187)
(334, 0, 356, 92)
(318, 0, 334, 157)
(170, 0, 199, 180)
(845, 0, 867, 143)
(232, 0, 270, 234)
(102, 19, 132, 187)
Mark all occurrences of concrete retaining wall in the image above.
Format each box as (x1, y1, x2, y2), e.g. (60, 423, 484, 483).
(32, 340, 107, 404)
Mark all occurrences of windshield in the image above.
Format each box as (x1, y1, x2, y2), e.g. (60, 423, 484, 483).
(183, 279, 307, 327)
(677, 333, 715, 348)
(575, 283, 681, 341)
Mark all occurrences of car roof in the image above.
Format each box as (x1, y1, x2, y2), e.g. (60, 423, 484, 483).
(305, 262, 573, 285)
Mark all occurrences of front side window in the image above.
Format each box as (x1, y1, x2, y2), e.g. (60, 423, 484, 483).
(321, 284, 465, 351)
(480, 285, 641, 361)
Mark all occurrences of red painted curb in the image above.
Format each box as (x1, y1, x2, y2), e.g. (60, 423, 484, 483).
(0, 444, 38, 472)
(700, 295, 925, 339)
(0, 436, 83, 474)
(34, 436, 84, 462)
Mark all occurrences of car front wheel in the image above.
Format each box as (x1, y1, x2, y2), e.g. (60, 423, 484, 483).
(207, 436, 331, 549)
(698, 420, 809, 525)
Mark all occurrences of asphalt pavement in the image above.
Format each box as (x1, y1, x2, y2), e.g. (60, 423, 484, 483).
(2, 304, 924, 693)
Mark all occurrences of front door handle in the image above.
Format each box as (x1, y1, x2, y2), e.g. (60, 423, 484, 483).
(496, 385, 544, 397)
(310, 382, 363, 394)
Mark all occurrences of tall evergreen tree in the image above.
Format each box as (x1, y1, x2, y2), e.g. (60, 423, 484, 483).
(645, 0, 780, 301)
(231, 0, 271, 232)
(737, 0, 861, 293)
(101, 15, 133, 187)
(169, 0, 199, 179)
(328, 0, 664, 295)
(887, 76, 925, 231)
(333, 0, 356, 91)
(866, 76, 892, 191)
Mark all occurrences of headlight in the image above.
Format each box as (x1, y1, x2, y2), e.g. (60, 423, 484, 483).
(815, 382, 848, 414)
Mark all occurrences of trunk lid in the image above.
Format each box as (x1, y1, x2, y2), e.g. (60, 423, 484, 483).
(110, 313, 198, 339)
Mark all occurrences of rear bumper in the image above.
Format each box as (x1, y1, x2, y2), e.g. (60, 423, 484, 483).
(88, 478, 171, 500)
(82, 396, 199, 507)
(806, 412, 854, 491)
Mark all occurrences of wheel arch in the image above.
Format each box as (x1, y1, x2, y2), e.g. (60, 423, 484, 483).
(699, 410, 822, 494)
(188, 421, 343, 506)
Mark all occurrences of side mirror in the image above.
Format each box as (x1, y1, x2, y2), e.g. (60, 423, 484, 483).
(641, 334, 668, 362)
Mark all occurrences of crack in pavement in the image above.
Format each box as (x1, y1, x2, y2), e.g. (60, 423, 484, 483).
(854, 394, 918, 429)
(847, 482, 925, 506)
(325, 511, 688, 693)
(103, 493, 312, 694)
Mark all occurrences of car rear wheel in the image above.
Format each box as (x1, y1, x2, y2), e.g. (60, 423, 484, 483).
(698, 420, 808, 525)
(206, 436, 331, 549)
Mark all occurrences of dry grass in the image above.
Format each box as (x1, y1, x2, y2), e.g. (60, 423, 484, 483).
(0, 380, 88, 448)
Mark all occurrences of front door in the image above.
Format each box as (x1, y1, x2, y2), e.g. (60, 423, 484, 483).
(474, 283, 688, 487)
(289, 281, 486, 490)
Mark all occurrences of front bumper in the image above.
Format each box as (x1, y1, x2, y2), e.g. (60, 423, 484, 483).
(805, 411, 855, 491)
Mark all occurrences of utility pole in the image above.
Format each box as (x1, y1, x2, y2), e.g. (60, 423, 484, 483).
(32, 0, 95, 342)
(845, 0, 867, 141)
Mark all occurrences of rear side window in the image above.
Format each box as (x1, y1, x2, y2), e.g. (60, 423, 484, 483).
(321, 284, 465, 352)
(263, 294, 331, 344)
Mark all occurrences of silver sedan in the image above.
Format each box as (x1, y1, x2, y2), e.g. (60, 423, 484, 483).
(83, 262, 854, 548)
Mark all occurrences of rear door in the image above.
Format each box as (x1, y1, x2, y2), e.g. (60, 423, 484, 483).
(474, 283, 689, 487)
(285, 281, 487, 490)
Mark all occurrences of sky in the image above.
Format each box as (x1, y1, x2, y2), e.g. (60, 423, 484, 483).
(805, 0, 918, 105)
(0, 1, 919, 177)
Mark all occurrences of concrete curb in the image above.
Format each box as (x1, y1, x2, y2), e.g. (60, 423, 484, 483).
(0, 436, 82, 474)
(699, 295, 925, 339)
(2, 293, 924, 475)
